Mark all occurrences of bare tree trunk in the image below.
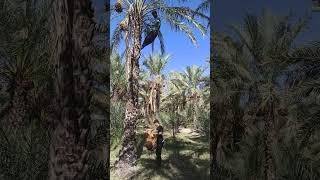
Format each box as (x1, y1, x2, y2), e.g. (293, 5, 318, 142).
(210, 125, 220, 179)
(155, 83, 161, 121)
(192, 96, 198, 131)
(145, 81, 161, 125)
(211, 101, 220, 179)
(148, 81, 161, 123)
(146, 102, 153, 128)
(175, 106, 180, 133)
(49, 0, 94, 179)
(149, 82, 156, 123)
(172, 124, 175, 137)
(117, 12, 142, 168)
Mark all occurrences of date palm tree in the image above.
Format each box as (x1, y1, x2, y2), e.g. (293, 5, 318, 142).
(170, 65, 207, 131)
(48, 0, 95, 179)
(210, 32, 254, 177)
(211, 10, 308, 179)
(142, 51, 170, 126)
(139, 76, 153, 127)
(111, 53, 127, 101)
(286, 41, 320, 146)
(0, 0, 53, 129)
(0, 1, 55, 179)
(230, 11, 307, 180)
(111, 0, 208, 168)
(162, 72, 188, 131)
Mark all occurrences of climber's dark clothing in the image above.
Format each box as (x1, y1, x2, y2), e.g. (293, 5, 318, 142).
(142, 17, 160, 49)
(155, 125, 164, 166)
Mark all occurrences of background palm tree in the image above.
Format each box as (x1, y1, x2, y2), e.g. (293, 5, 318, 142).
(211, 10, 320, 180)
(0, 0, 54, 179)
(111, 0, 208, 168)
(142, 51, 170, 126)
(161, 73, 188, 135)
(170, 65, 207, 131)
(0, 0, 53, 129)
(230, 11, 306, 180)
(111, 53, 127, 101)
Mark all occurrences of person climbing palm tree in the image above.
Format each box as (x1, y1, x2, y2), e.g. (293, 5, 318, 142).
(112, 0, 208, 169)
(142, 10, 161, 49)
(153, 119, 164, 166)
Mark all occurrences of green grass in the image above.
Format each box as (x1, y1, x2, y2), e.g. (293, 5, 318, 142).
(110, 128, 210, 180)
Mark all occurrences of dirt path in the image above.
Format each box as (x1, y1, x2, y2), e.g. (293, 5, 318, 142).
(110, 128, 210, 180)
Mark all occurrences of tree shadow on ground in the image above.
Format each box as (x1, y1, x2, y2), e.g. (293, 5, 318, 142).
(165, 136, 209, 158)
(189, 135, 209, 144)
(135, 133, 146, 159)
(133, 136, 210, 180)
(132, 158, 174, 180)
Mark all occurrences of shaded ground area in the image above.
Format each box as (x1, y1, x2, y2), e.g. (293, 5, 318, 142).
(110, 128, 210, 180)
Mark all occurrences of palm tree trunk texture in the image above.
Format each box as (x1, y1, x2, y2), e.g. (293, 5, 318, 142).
(155, 83, 161, 121)
(192, 96, 199, 131)
(210, 125, 220, 179)
(49, 0, 94, 179)
(111, 86, 121, 101)
(148, 83, 156, 123)
(148, 82, 160, 123)
(147, 104, 153, 128)
(176, 106, 180, 133)
(144, 97, 152, 127)
(211, 103, 232, 179)
(118, 13, 142, 168)
(264, 101, 276, 180)
(8, 80, 32, 128)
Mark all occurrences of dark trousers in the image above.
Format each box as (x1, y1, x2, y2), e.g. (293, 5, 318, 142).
(156, 138, 163, 166)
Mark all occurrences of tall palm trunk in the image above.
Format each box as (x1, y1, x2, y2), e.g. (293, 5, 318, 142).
(154, 82, 161, 120)
(176, 106, 181, 133)
(143, 87, 153, 128)
(211, 110, 222, 179)
(264, 100, 275, 180)
(192, 94, 199, 131)
(148, 82, 156, 124)
(210, 131, 219, 179)
(49, 0, 94, 179)
(118, 12, 142, 168)
(192, 109, 197, 130)
(146, 102, 153, 127)
(148, 82, 160, 123)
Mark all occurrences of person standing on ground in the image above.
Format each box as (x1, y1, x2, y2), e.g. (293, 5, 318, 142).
(153, 119, 164, 166)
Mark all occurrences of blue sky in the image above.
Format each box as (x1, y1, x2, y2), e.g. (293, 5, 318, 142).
(106, 0, 210, 75)
(91, 0, 319, 76)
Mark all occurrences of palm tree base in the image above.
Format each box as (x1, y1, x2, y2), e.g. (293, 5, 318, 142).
(49, 125, 89, 180)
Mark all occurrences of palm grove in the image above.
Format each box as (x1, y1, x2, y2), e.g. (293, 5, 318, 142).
(210, 10, 320, 180)
(0, 0, 110, 179)
(0, 0, 209, 179)
(2, 1, 318, 180)
(110, 0, 210, 171)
